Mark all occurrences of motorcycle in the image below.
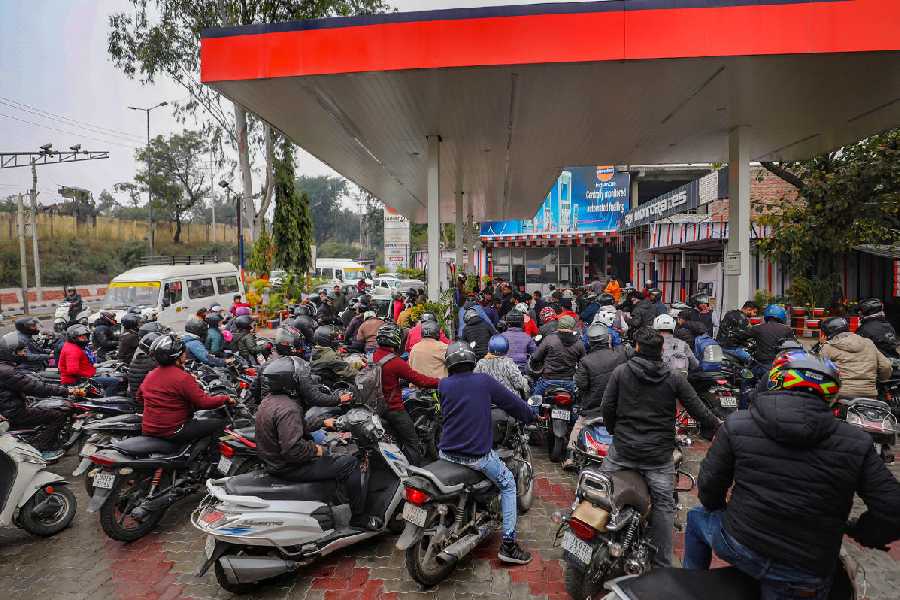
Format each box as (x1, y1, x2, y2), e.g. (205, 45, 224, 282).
(839, 397, 898, 463)
(689, 355, 754, 419)
(404, 388, 442, 463)
(559, 441, 695, 599)
(53, 301, 92, 333)
(878, 358, 900, 418)
(397, 409, 534, 587)
(86, 403, 251, 542)
(572, 416, 613, 471)
(192, 404, 409, 593)
(528, 385, 576, 462)
(76, 413, 144, 488)
(216, 426, 261, 477)
(0, 418, 78, 537)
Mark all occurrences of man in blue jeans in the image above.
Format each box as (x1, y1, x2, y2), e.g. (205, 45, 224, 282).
(684, 351, 900, 599)
(531, 315, 584, 397)
(438, 341, 535, 564)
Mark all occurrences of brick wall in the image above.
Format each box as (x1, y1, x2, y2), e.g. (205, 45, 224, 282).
(707, 167, 800, 220)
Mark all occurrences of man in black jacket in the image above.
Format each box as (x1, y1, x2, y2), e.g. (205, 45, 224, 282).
(627, 291, 659, 332)
(531, 316, 585, 396)
(674, 309, 708, 351)
(14, 317, 51, 371)
(750, 304, 796, 370)
(128, 331, 160, 401)
(684, 351, 900, 599)
(117, 313, 142, 366)
(92, 310, 119, 361)
(601, 327, 719, 567)
(857, 298, 899, 359)
(461, 307, 495, 359)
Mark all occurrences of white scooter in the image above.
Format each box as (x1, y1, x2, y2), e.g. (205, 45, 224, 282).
(192, 405, 409, 594)
(53, 301, 92, 333)
(0, 418, 77, 536)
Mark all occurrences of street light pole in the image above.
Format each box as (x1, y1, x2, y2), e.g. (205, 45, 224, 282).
(129, 101, 168, 255)
(219, 180, 243, 273)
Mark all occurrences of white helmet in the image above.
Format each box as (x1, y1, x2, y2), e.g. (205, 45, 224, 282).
(514, 302, 529, 313)
(653, 314, 676, 331)
(593, 309, 616, 327)
(562, 289, 575, 299)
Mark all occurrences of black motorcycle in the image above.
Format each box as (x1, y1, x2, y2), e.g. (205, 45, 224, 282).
(528, 385, 576, 462)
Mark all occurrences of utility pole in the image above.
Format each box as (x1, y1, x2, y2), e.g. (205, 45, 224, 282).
(209, 151, 217, 242)
(16, 194, 30, 314)
(30, 157, 43, 302)
(128, 101, 168, 254)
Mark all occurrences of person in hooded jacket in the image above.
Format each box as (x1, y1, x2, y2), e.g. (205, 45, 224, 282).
(654, 314, 698, 374)
(461, 307, 495, 359)
(675, 309, 709, 351)
(183, 317, 227, 367)
(819, 316, 892, 399)
(91, 310, 119, 361)
(457, 295, 498, 338)
(205, 312, 226, 356)
(116, 313, 142, 366)
(14, 317, 51, 371)
(531, 315, 585, 397)
(627, 290, 658, 333)
(684, 351, 900, 599)
(601, 327, 719, 567)
(501, 310, 536, 373)
(0, 332, 77, 460)
(856, 298, 899, 359)
(128, 331, 160, 401)
(230, 315, 260, 363)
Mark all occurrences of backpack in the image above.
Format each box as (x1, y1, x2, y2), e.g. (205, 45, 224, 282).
(662, 337, 691, 373)
(354, 352, 395, 415)
(693, 334, 723, 372)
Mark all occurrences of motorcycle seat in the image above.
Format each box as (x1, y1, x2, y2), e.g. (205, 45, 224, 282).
(609, 567, 759, 600)
(421, 459, 486, 487)
(688, 371, 724, 382)
(113, 436, 187, 457)
(224, 472, 339, 501)
(100, 413, 143, 424)
(610, 470, 652, 517)
(85, 396, 132, 405)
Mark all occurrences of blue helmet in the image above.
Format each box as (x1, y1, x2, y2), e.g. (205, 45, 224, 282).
(488, 334, 509, 356)
(763, 304, 787, 323)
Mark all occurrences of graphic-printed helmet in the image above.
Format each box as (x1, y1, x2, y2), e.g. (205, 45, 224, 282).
(149, 333, 185, 366)
(593, 307, 616, 328)
(768, 350, 841, 405)
(421, 320, 441, 340)
(375, 324, 402, 350)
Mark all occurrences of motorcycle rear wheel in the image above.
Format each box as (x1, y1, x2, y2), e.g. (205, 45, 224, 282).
(564, 563, 603, 600)
(405, 513, 456, 587)
(550, 435, 566, 463)
(99, 473, 165, 542)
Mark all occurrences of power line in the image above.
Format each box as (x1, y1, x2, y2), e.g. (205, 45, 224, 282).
(0, 112, 139, 150)
(0, 95, 145, 142)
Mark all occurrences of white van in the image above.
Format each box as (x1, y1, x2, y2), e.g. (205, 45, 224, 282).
(314, 259, 368, 286)
(100, 262, 244, 329)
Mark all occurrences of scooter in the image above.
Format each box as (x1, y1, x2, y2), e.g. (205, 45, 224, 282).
(53, 301, 92, 333)
(192, 405, 409, 594)
(0, 418, 78, 537)
(839, 397, 898, 463)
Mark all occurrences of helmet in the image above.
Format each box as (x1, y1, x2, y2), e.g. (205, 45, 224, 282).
(138, 331, 162, 355)
(262, 356, 312, 396)
(294, 304, 314, 317)
(593, 307, 616, 328)
(779, 339, 804, 352)
(275, 326, 302, 355)
(768, 350, 841, 404)
(858, 298, 884, 318)
(719, 309, 750, 343)
(562, 289, 575, 299)
(652, 314, 676, 331)
(235, 306, 252, 317)
(505, 310, 524, 327)
(648, 288, 662, 302)
(597, 293, 615, 307)
(0, 331, 26, 364)
(539, 306, 556, 323)
(689, 293, 710, 308)
(586, 323, 611, 349)
(313, 325, 336, 348)
(209, 303, 224, 314)
(375, 323, 402, 349)
(66, 324, 90, 345)
(184, 317, 209, 338)
(205, 312, 224, 326)
(420, 312, 437, 323)
(233, 315, 253, 331)
(421, 320, 441, 340)
(149, 333, 185, 366)
(99, 310, 117, 324)
(464, 308, 482, 325)
(763, 304, 787, 323)
(445, 341, 477, 371)
(121, 313, 142, 331)
(514, 303, 529, 313)
(14, 316, 40, 336)
(138, 321, 164, 336)
(821, 316, 850, 340)
(488, 334, 509, 356)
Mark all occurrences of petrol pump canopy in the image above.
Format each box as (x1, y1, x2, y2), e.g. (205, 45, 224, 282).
(200, 0, 900, 224)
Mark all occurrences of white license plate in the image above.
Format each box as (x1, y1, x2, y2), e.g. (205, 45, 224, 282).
(217, 456, 233, 474)
(720, 396, 738, 408)
(93, 471, 116, 489)
(402, 502, 428, 527)
(80, 443, 97, 458)
(562, 530, 594, 565)
(551, 409, 571, 420)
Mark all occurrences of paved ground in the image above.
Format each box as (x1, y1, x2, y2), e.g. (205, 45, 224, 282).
(1, 439, 898, 600)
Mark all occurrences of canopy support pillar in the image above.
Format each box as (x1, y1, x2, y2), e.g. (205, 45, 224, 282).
(725, 125, 751, 311)
(426, 135, 441, 301)
(468, 196, 476, 275)
(455, 191, 465, 277)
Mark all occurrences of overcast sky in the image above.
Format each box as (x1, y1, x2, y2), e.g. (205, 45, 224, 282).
(0, 0, 580, 207)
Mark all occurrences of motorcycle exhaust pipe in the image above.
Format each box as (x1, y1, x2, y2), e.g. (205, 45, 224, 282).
(218, 556, 299, 585)
(436, 525, 493, 565)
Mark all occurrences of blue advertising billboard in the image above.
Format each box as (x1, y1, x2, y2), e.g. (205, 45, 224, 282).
(480, 166, 630, 237)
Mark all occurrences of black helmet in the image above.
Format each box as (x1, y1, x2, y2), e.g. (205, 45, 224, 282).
(859, 298, 884, 318)
(275, 326, 302, 355)
(138, 321, 164, 336)
(98, 310, 117, 325)
(821, 316, 850, 340)
(313, 325, 336, 348)
(233, 315, 253, 331)
(14, 316, 40, 336)
(689, 293, 710, 308)
(138, 331, 162, 355)
(149, 333, 185, 366)
(464, 308, 481, 325)
(0, 331, 26, 364)
(375, 323, 402, 349)
(719, 309, 750, 343)
(597, 293, 615, 307)
(421, 320, 441, 340)
(648, 288, 662, 302)
(205, 312, 224, 326)
(779, 339, 804, 352)
(505, 310, 524, 327)
(294, 304, 314, 317)
(185, 317, 209, 338)
(121, 313, 142, 331)
(262, 356, 312, 396)
(586, 323, 611, 349)
(445, 341, 477, 371)
(66, 324, 91, 345)
(420, 312, 437, 323)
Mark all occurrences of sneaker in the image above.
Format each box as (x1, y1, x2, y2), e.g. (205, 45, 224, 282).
(562, 458, 576, 472)
(498, 539, 532, 565)
(41, 449, 64, 462)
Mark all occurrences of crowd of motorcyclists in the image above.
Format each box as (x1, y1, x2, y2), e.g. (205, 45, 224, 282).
(0, 272, 898, 599)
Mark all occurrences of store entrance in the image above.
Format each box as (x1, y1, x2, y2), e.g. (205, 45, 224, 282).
(588, 244, 631, 285)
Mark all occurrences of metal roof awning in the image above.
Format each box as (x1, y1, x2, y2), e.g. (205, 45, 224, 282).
(855, 244, 900, 259)
(200, 0, 900, 223)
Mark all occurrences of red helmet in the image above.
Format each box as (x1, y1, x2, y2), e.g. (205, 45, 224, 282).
(768, 350, 841, 404)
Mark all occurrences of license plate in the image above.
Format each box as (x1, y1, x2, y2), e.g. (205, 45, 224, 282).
(720, 396, 738, 408)
(80, 443, 97, 458)
(402, 502, 427, 527)
(217, 456, 233, 474)
(93, 471, 115, 489)
(551, 409, 570, 420)
(562, 530, 593, 565)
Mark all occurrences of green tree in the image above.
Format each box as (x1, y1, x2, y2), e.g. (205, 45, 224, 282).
(272, 139, 314, 273)
(296, 175, 352, 245)
(756, 128, 900, 279)
(247, 228, 274, 275)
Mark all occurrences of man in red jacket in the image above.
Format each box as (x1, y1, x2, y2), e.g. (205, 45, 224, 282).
(138, 334, 234, 442)
(405, 312, 450, 353)
(372, 323, 439, 466)
(58, 324, 124, 396)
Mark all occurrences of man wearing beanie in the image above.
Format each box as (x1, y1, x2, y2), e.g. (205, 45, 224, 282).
(600, 327, 720, 567)
(530, 314, 585, 397)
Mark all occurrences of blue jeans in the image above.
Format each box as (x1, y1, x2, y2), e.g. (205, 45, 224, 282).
(92, 375, 124, 397)
(532, 378, 575, 398)
(683, 506, 833, 600)
(440, 449, 518, 541)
